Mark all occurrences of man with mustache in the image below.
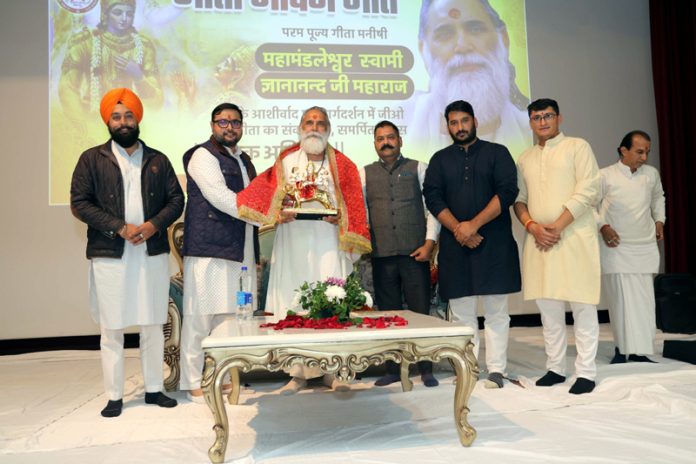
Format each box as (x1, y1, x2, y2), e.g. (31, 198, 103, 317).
(179, 103, 259, 403)
(360, 120, 441, 387)
(70, 88, 184, 417)
(423, 100, 520, 389)
(407, 0, 531, 158)
(237, 106, 371, 394)
(597, 131, 665, 364)
(514, 98, 601, 395)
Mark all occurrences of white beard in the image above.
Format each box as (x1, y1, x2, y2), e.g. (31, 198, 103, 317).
(299, 129, 329, 155)
(423, 35, 511, 129)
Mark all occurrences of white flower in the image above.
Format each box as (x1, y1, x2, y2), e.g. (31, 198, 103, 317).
(325, 285, 346, 302)
(363, 291, 373, 308)
(291, 291, 302, 308)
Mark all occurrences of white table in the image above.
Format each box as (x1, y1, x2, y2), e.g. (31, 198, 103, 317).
(201, 310, 478, 463)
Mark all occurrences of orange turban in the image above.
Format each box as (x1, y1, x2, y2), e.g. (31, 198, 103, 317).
(99, 88, 143, 125)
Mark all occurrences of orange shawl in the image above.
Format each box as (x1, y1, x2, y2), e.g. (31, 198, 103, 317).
(237, 144, 371, 255)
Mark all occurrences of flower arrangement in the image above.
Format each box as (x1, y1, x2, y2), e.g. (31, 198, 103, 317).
(291, 273, 373, 322)
(259, 273, 408, 330)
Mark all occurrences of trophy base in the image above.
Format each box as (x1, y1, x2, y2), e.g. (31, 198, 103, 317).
(284, 207, 338, 220)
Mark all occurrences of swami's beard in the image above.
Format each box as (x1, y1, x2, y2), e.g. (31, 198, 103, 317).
(424, 35, 511, 129)
(299, 129, 329, 155)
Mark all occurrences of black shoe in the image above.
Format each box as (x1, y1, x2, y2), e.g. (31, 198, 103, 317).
(421, 372, 439, 387)
(610, 347, 627, 364)
(485, 372, 504, 389)
(145, 392, 177, 408)
(569, 377, 595, 395)
(374, 374, 401, 386)
(535, 371, 566, 387)
(101, 399, 123, 418)
(628, 354, 657, 363)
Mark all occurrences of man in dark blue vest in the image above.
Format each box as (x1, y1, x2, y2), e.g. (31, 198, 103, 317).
(361, 120, 441, 388)
(180, 103, 259, 403)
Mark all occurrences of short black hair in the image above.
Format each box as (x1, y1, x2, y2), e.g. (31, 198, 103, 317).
(444, 100, 475, 122)
(211, 103, 243, 122)
(527, 98, 559, 116)
(617, 130, 651, 156)
(373, 120, 400, 137)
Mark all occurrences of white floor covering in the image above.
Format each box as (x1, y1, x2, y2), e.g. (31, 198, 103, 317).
(2, 324, 696, 464)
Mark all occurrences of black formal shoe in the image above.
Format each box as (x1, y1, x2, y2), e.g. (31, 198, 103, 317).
(421, 372, 439, 387)
(628, 354, 657, 363)
(101, 399, 123, 418)
(610, 347, 627, 364)
(535, 371, 566, 387)
(145, 392, 177, 408)
(485, 372, 504, 389)
(569, 377, 595, 395)
(374, 374, 401, 386)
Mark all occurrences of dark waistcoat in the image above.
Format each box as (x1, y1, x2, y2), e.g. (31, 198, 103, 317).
(365, 157, 426, 257)
(182, 138, 258, 263)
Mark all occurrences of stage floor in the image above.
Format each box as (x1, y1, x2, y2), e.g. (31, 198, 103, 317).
(2, 324, 695, 464)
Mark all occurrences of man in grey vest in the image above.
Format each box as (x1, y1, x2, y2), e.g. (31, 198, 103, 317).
(360, 120, 441, 387)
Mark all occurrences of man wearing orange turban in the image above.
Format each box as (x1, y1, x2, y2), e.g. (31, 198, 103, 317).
(71, 88, 184, 418)
(99, 87, 143, 125)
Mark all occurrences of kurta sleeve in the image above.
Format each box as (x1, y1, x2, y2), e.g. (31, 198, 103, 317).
(359, 166, 368, 213)
(492, 146, 519, 209)
(188, 147, 244, 220)
(418, 161, 441, 241)
(515, 160, 528, 205)
(563, 140, 601, 219)
(595, 168, 609, 227)
(423, 153, 448, 218)
(651, 169, 666, 224)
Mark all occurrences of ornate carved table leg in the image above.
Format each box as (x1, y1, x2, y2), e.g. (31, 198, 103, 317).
(400, 360, 413, 392)
(202, 355, 229, 464)
(227, 367, 240, 405)
(447, 341, 479, 446)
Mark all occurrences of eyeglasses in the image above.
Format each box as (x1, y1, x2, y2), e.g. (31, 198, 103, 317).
(213, 119, 242, 129)
(530, 113, 557, 123)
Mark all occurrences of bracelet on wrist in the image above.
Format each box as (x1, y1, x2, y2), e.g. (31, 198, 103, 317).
(524, 219, 536, 232)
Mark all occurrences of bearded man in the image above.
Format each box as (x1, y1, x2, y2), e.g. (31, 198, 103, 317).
(237, 106, 371, 394)
(407, 0, 531, 157)
(70, 88, 183, 417)
(180, 103, 259, 403)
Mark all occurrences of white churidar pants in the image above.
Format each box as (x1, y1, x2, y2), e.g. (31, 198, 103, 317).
(180, 314, 228, 390)
(536, 299, 599, 380)
(100, 325, 164, 401)
(602, 273, 656, 355)
(449, 294, 510, 374)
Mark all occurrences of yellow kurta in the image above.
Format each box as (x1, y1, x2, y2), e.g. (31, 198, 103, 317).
(516, 133, 601, 304)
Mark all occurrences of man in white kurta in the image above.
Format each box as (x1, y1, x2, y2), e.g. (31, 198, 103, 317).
(597, 130, 665, 363)
(514, 98, 601, 395)
(180, 103, 258, 402)
(70, 88, 183, 417)
(237, 106, 371, 394)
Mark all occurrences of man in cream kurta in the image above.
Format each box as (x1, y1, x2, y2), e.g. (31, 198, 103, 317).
(597, 130, 665, 363)
(237, 106, 371, 394)
(181, 103, 258, 402)
(514, 98, 601, 395)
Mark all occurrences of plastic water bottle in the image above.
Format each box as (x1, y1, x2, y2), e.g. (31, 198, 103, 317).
(236, 266, 253, 321)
